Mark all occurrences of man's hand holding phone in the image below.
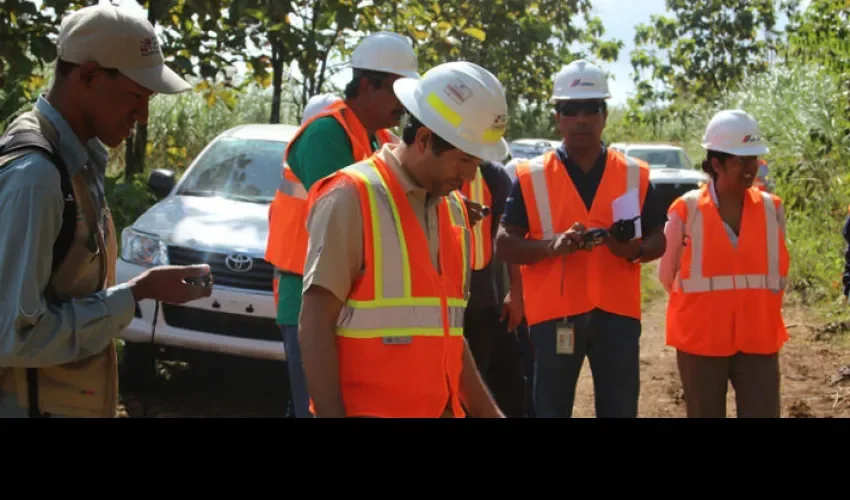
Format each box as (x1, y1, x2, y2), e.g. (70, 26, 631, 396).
(549, 222, 587, 257)
(129, 264, 214, 304)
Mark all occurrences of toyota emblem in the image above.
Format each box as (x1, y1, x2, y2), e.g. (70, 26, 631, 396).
(225, 253, 254, 273)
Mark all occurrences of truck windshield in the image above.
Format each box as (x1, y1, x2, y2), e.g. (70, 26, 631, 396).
(176, 137, 288, 203)
(625, 149, 691, 169)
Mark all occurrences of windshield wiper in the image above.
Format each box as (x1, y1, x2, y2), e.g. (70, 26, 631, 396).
(224, 193, 273, 204)
(179, 189, 218, 197)
(180, 189, 270, 204)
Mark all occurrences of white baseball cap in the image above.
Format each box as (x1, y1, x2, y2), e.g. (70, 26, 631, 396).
(56, 4, 191, 94)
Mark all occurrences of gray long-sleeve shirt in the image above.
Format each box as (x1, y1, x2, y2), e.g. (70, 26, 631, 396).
(0, 97, 135, 372)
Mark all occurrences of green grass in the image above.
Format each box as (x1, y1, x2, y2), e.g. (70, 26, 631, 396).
(640, 261, 667, 309)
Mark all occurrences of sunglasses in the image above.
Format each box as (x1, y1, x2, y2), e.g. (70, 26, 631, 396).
(555, 100, 605, 116)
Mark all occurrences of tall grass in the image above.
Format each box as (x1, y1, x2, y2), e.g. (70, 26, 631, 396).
(105, 84, 282, 178)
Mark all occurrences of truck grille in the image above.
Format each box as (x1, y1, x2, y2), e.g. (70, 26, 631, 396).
(161, 304, 281, 343)
(167, 246, 274, 292)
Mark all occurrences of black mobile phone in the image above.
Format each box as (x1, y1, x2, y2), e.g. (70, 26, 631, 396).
(581, 228, 608, 249)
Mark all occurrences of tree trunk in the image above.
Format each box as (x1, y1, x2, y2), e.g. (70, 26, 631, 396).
(270, 42, 284, 124)
(124, 0, 165, 182)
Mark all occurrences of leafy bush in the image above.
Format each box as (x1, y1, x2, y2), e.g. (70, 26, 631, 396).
(104, 172, 156, 245)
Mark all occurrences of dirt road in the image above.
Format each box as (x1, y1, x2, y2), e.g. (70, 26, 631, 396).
(121, 285, 850, 418)
(571, 295, 850, 418)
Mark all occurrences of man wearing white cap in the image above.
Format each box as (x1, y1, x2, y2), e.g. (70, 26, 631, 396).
(299, 61, 510, 418)
(265, 31, 419, 418)
(0, 4, 211, 418)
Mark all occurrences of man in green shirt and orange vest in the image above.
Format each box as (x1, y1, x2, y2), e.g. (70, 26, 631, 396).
(264, 31, 419, 418)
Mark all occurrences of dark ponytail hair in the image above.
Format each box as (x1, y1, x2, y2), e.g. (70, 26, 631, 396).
(701, 150, 732, 180)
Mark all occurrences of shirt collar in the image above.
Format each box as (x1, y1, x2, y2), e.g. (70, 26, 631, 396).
(557, 141, 608, 168)
(378, 143, 442, 209)
(35, 95, 91, 176)
(379, 143, 426, 195)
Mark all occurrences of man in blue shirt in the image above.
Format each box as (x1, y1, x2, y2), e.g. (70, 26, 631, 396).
(496, 60, 667, 418)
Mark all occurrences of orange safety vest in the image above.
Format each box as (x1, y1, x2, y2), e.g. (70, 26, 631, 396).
(264, 100, 395, 305)
(306, 153, 472, 418)
(515, 149, 650, 326)
(460, 165, 493, 270)
(665, 185, 790, 356)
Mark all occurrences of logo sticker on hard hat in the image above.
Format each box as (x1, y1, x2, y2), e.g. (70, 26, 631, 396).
(483, 113, 508, 142)
(570, 79, 594, 88)
(742, 134, 762, 143)
(443, 80, 473, 105)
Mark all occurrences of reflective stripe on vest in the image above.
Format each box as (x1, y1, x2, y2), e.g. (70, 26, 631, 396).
(525, 154, 643, 240)
(446, 190, 472, 297)
(675, 189, 787, 294)
(516, 149, 649, 325)
(278, 166, 307, 199)
(264, 101, 394, 276)
(335, 160, 468, 340)
(461, 167, 492, 270)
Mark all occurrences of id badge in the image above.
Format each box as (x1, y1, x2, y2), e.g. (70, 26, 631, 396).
(556, 322, 575, 355)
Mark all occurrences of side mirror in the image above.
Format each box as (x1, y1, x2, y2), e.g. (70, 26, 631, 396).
(148, 169, 175, 199)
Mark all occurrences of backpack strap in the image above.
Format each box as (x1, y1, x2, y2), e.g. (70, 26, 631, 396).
(0, 130, 77, 273)
(0, 129, 78, 418)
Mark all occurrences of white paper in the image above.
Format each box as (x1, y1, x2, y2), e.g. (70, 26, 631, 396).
(612, 188, 641, 239)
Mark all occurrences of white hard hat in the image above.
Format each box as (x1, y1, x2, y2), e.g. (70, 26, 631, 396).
(302, 93, 341, 124)
(351, 31, 419, 79)
(393, 61, 509, 163)
(550, 59, 611, 102)
(701, 109, 769, 156)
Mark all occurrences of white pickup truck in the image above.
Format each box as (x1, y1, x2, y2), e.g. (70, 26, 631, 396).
(116, 123, 298, 390)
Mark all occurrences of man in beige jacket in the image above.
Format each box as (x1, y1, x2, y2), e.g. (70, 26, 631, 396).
(0, 4, 212, 418)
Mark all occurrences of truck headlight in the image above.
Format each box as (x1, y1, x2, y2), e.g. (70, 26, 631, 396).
(121, 228, 169, 267)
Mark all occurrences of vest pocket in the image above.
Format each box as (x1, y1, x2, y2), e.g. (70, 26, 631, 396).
(9, 344, 117, 417)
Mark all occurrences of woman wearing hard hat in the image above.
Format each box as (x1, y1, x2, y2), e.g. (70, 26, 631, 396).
(658, 109, 790, 418)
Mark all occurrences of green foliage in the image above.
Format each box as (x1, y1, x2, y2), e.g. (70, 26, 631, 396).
(0, 0, 89, 127)
(360, 0, 622, 138)
(106, 83, 275, 177)
(105, 172, 156, 242)
(629, 0, 781, 122)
